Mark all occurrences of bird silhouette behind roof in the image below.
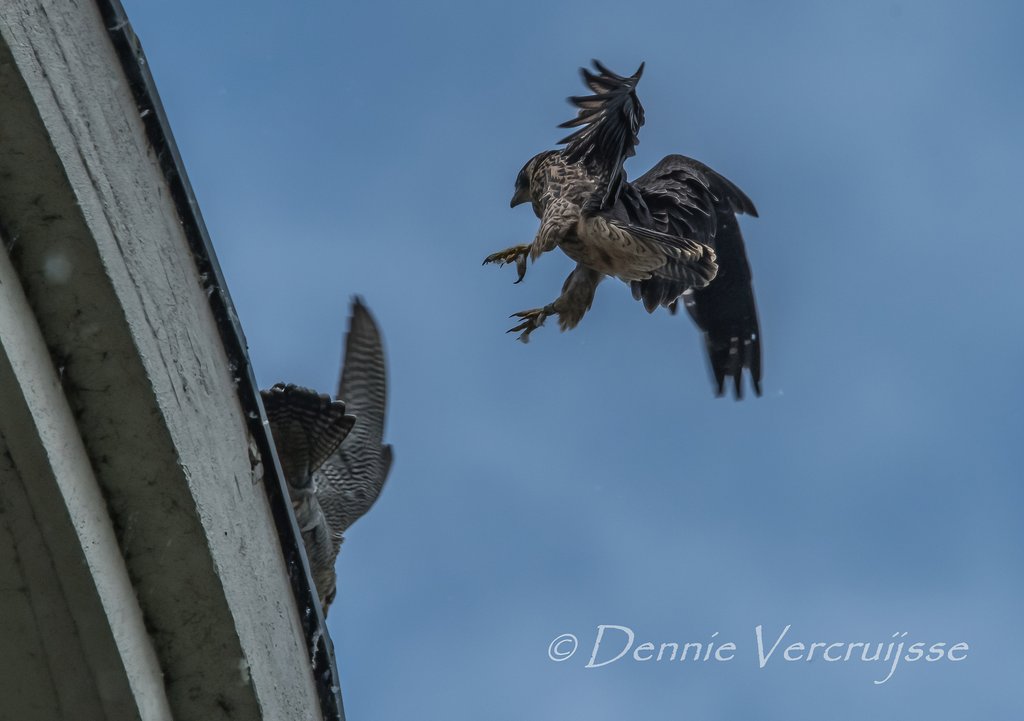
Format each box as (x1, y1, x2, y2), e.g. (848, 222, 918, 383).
(261, 297, 393, 614)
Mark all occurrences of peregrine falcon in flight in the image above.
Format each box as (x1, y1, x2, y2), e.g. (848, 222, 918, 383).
(261, 297, 393, 613)
(485, 61, 761, 397)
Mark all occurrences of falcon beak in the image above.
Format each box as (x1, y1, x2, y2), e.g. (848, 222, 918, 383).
(510, 185, 531, 208)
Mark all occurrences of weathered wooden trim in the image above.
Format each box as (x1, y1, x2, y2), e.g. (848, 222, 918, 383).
(0, 245, 172, 721)
(0, 0, 341, 717)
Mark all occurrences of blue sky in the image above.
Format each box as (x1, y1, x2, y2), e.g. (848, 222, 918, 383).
(124, 1, 1023, 717)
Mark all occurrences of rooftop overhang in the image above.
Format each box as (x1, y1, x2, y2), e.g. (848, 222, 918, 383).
(0, 1, 343, 718)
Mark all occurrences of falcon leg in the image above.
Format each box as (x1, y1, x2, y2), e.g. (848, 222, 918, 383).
(507, 264, 603, 343)
(482, 244, 531, 284)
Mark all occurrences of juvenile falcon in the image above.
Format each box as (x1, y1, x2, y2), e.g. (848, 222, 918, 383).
(485, 61, 762, 397)
(261, 297, 393, 613)
(261, 382, 354, 612)
(313, 297, 393, 609)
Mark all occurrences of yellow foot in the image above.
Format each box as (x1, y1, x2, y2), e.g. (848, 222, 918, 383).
(507, 306, 552, 343)
(483, 244, 530, 284)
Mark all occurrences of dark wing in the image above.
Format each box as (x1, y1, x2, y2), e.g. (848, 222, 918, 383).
(261, 383, 356, 488)
(627, 154, 762, 398)
(559, 60, 645, 209)
(336, 297, 388, 461)
(317, 297, 393, 538)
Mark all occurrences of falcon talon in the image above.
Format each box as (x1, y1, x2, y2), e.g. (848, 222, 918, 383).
(482, 244, 532, 272)
(506, 307, 550, 342)
(485, 246, 533, 282)
(514, 255, 528, 283)
(508, 322, 539, 343)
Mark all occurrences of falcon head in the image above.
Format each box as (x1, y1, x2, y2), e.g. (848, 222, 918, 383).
(510, 150, 557, 211)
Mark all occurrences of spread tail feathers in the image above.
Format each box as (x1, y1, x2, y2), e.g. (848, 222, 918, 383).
(261, 383, 355, 488)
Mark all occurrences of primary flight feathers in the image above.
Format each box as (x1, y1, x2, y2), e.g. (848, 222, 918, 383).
(559, 61, 646, 209)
